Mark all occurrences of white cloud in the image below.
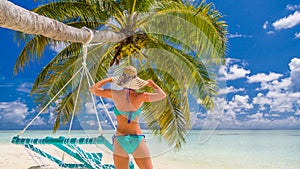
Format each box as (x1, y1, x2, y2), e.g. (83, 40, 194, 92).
(84, 120, 97, 126)
(247, 72, 283, 83)
(0, 84, 13, 87)
(289, 58, 300, 92)
(263, 21, 268, 29)
(286, 4, 300, 11)
(252, 93, 272, 105)
(194, 96, 300, 129)
(295, 32, 300, 39)
(78, 101, 116, 129)
(218, 65, 226, 75)
(0, 101, 34, 125)
(220, 64, 250, 81)
(223, 58, 241, 66)
(272, 11, 300, 30)
(252, 90, 298, 113)
(289, 57, 300, 71)
(247, 59, 300, 113)
(85, 102, 96, 114)
(194, 111, 300, 129)
(258, 78, 291, 91)
(48, 112, 55, 124)
(264, 113, 280, 117)
(194, 57, 300, 129)
(267, 31, 275, 35)
(16, 82, 33, 93)
(97, 102, 114, 110)
(258, 105, 267, 111)
(50, 42, 67, 53)
(225, 95, 253, 111)
(226, 58, 241, 63)
(218, 58, 249, 80)
(85, 102, 114, 117)
(227, 32, 253, 38)
(240, 116, 300, 129)
(266, 90, 296, 113)
(289, 92, 300, 98)
(225, 58, 248, 67)
(218, 86, 245, 95)
(247, 112, 263, 119)
(31, 116, 46, 126)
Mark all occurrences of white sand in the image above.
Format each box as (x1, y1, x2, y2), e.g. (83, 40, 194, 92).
(0, 144, 213, 169)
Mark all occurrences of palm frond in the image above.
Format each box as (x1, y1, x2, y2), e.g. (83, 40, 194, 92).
(31, 43, 82, 95)
(33, 1, 110, 24)
(139, 67, 190, 149)
(145, 36, 216, 109)
(13, 35, 55, 74)
(118, 0, 155, 14)
(52, 91, 75, 131)
(140, 1, 227, 64)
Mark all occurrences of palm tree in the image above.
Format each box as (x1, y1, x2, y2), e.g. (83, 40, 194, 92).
(5, 0, 227, 149)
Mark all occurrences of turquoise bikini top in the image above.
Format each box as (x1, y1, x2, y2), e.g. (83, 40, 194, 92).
(113, 107, 142, 124)
(114, 88, 142, 123)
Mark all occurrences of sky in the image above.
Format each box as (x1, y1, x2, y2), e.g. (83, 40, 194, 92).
(0, 0, 300, 130)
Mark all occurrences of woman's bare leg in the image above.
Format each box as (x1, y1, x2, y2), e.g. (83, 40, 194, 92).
(113, 154, 130, 169)
(132, 138, 153, 169)
(113, 138, 129, 169)
(134, 157, 153, 169)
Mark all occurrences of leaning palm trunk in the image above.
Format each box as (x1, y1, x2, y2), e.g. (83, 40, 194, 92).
(0, 0, 125, 43)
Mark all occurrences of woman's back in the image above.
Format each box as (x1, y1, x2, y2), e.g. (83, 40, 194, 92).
(112, 89, 143, 112)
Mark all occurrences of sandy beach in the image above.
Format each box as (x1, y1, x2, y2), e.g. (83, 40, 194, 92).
(0, 144, 204, 169)
(2, 130, 299, 169)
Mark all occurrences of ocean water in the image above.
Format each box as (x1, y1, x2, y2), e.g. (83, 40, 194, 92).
(1, 130, 300, 169)
(167, 130, 300, 169)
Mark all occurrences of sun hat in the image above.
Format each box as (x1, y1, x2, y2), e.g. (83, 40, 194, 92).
(112, 66, 149, 90)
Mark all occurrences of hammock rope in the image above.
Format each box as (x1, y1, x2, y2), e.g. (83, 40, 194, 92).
(18, 27, 117, 136)
(12, 27, 128, 169)
(83, 64, 117, 131)
(68, 68, 85, 136)
(18, 66, 84, 137)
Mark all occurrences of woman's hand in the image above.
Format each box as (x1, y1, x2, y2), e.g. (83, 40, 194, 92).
(102, 77, 113, 83)
(146, 79, 155, 88)
(141, 79, 166, 102)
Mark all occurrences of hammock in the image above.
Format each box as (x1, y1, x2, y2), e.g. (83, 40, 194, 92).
(12, 136, 114, 169)
(11, 29, 134, 169)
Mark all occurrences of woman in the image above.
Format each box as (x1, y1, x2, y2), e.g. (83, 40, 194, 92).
(89, 66, 166, 169)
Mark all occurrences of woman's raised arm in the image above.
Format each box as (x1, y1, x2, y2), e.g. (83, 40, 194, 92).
(89, 77, 113, 98)
(140, 79, 166, 102)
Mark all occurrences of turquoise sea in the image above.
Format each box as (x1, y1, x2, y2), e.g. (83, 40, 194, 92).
(1, 130, 300, 169)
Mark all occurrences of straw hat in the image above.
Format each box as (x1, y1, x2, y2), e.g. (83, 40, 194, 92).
(112, 66, 148, 90)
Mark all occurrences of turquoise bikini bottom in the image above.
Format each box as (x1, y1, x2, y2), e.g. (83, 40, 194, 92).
(113, 134, 145, 154)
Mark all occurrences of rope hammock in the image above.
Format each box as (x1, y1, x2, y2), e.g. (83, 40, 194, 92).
(11, 28, 134, 169)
